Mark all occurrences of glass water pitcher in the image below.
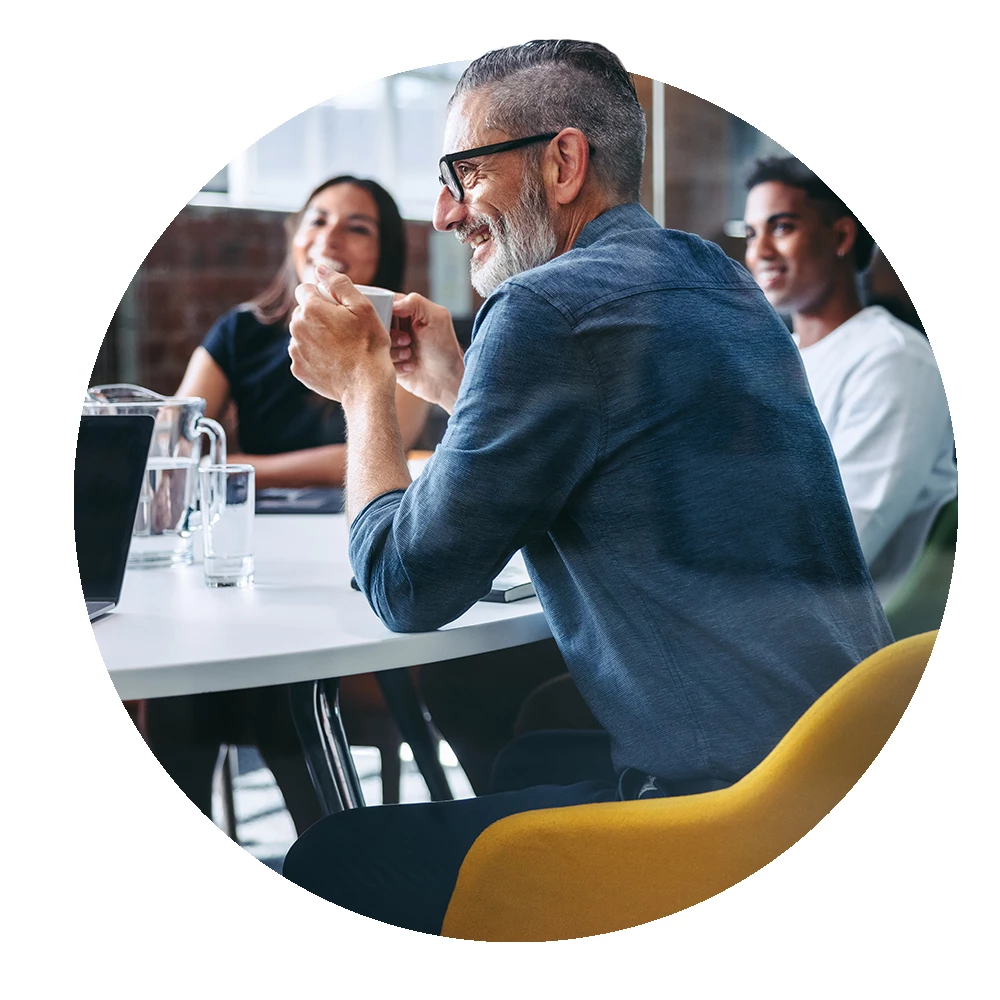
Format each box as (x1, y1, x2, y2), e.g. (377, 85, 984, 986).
(83, 384, 227, 567)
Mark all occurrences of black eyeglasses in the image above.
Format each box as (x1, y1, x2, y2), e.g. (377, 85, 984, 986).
(437, 133, 559, 203)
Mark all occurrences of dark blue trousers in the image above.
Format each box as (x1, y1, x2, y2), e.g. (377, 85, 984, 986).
(282, 730, 621, 934)
(280, 730, 715, 935)
(281, 777, 619, 935)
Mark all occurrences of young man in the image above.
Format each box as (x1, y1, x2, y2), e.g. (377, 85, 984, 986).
(743, 157, 957, 603)
(281, 41, 891, 935)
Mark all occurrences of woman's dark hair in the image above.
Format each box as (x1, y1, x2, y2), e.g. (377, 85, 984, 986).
(249, 175, 406, 327)
(745, 156, 875, 272)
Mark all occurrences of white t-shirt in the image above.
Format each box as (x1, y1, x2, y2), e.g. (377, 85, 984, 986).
(797, 306, 957, 604)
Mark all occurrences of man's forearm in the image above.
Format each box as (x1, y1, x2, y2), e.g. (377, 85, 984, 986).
(341, 381, 412, 524)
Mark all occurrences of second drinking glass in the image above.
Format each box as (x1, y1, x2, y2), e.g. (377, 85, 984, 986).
(198, 464, 255, 587)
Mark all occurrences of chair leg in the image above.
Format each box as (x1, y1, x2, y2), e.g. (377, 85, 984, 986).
(379, 735, 402, 805)
(287, 679, 365, 814)
(214, 744, 239, 841)
(375, 668, 454, 801)
(338, 713, 402, 805)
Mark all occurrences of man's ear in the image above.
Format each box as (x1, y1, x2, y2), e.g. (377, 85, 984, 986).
(544, 128, 590, 206)
(833, 215, 858, 262)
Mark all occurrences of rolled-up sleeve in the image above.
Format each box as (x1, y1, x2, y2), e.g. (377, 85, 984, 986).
(348, 282, 602, 632)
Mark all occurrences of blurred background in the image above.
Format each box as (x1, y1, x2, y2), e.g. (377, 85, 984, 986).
(91, 61, 919, 396)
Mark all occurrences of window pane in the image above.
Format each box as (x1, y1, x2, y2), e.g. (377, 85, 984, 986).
(189, 62, 470, 220)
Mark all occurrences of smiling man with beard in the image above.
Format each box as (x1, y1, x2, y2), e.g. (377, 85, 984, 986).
(280, 40, 892, 935)
(455, 144, 558, 298)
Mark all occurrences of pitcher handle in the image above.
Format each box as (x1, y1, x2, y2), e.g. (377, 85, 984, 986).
(196, 416, 228, 466)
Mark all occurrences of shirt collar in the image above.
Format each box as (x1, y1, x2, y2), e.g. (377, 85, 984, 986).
(572, 202, 660, 250)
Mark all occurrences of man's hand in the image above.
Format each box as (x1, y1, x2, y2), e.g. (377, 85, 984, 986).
(390, 293, 466, 414)
(291, 268, 409, 523)
(289, 269, 396, 403)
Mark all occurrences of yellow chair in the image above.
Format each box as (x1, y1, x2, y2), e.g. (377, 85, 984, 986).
(441, 631, 936, 941)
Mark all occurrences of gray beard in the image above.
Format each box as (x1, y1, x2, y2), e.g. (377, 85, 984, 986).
(462, 172, 558, 298)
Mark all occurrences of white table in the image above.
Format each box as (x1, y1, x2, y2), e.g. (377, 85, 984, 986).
(96, 514, 550, 810)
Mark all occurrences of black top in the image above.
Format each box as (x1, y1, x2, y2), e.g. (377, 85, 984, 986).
(202, 306, 347, 454)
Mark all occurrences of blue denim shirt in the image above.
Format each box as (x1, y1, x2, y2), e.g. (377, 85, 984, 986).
(351, 203, 892, 787)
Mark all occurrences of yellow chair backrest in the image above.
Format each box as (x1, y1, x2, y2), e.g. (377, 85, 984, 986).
(442, 631, 936, 941)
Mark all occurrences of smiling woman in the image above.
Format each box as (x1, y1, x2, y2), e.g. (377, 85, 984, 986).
(175, 175, 429, 489)
(143, 175, 432, 838)
(292, 187, 381, 287)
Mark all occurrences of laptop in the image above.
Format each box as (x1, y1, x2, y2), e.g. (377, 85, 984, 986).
(75, 414, 155, 621)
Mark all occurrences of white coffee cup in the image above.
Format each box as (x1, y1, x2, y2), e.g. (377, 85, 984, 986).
(355, 284, 395, 330)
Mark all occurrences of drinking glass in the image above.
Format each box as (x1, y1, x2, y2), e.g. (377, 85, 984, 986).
(199, 464, 255, 587)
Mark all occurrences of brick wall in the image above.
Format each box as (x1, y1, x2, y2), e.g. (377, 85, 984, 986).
(633, 76, 753, 262)
(630, 76, 920, 324)
(91, 79, 753, 397)
(92, 205, 432, 395)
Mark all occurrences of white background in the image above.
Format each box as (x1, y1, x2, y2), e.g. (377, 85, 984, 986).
(2, 1, 995, 995)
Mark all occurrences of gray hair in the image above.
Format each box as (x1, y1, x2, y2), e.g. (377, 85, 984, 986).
(452, 40, 647, 204)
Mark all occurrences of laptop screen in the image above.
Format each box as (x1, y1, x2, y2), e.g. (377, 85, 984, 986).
(75, 414, 154, 604)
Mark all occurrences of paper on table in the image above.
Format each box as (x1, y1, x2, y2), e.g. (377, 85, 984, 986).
(483, 550, 535, 603)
